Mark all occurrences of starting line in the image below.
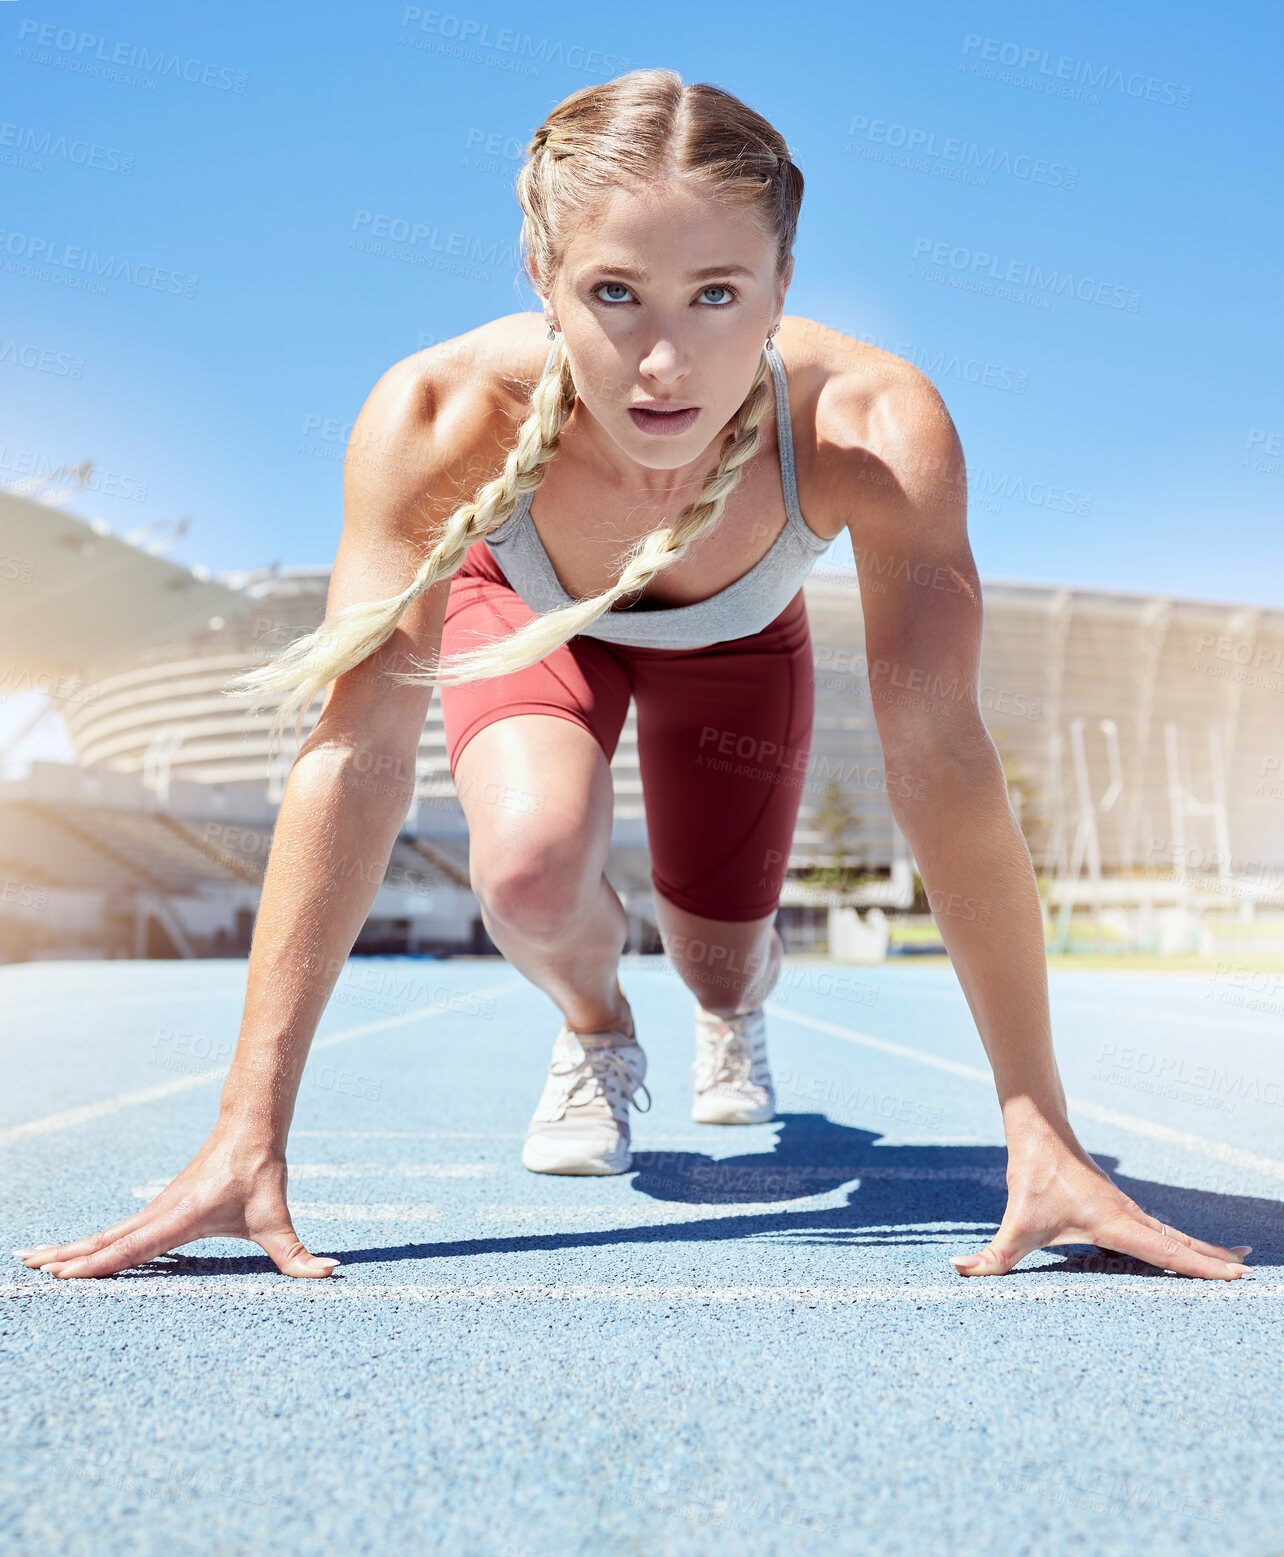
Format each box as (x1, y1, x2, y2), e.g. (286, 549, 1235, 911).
(4, 1279, 1281, 1303)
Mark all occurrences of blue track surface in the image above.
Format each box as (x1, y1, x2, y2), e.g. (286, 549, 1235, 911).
(3, 955, 1282, 1556)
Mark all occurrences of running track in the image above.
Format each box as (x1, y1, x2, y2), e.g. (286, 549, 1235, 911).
(3, 955, 1282, 1556)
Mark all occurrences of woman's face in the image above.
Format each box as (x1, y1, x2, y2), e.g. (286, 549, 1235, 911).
(544, 179, 792, 478)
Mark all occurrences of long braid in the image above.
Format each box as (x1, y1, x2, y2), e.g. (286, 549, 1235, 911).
(397, 346, 776, 688)
(224, 341, 578, 756)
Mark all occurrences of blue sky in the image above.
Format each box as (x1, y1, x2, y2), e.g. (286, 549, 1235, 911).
(2, 1, 1281, 761)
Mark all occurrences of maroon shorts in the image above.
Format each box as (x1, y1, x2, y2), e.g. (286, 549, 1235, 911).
(437, 540, 815, 923)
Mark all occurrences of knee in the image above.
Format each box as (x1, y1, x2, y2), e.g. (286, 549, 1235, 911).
(473, 845, 596, 938)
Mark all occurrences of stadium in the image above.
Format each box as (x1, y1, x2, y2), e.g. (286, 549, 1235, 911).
(8, 23, 1284, 1554)
(3, 478, 1281, 966)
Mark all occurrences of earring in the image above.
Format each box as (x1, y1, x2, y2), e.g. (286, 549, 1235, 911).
(546, 319, 559, 340)
(766, 324, 779, 347)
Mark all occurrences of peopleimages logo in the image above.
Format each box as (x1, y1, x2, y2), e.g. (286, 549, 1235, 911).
(0, 229, 198, 296)
(398, 7, 639, 77)
(846, 115, 1078, 189)
(0, 122, 134, 175)
(0, 337, 85, 377)
(910, 238, 1141, 311)
(15, 19, 248, 93)
(960, 34, 1192, 109)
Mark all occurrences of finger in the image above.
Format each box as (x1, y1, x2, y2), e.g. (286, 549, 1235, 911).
(949, 1241, 1020, 1276)
(1133, 1215, 1251, 1265)
(949, 1216, 1035, 1277)
(45, 1213, 201, 1280)
(1096, 1218, 1246, 1281)
(253, 1225, 340, 1279)
(19, 1213, 155, 1268)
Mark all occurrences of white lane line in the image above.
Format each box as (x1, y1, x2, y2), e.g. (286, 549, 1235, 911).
(306, 978, 527, 1051)
(4, 1280, 1281, 1303)
(863, 1135, 987, 1146)
(0, 987, 244, 1023)
(289, 1163, 498, 1179)
(290, 1131, 527, 1140)
(631, 1133, 782, 1143)
(131, 1163, 495, 1199)
(767, 1005, 1284, 1184)
(288, 1131, 764, 1144)
(471, 1201, 837, 1225)
(862, 981, 1284, 1038)
(0, 980, 526, 1148)
(125, 1190, 447, 1220)
(469, 1212, 994, 1230)
(129, 1164, 496, 1201)
(1057, 997, 1284, 1037)
(1, 1071, 230, 1149)
(308, 1014, 453, 1054)
(292, 1203, 444, 1221)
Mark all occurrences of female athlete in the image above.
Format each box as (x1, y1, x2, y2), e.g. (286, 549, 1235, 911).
(18, 69, 1249, 1283)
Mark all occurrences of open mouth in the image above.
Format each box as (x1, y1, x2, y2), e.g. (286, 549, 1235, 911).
(627, 405, 700, 436)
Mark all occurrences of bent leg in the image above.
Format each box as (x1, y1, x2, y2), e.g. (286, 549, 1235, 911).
(652, 898, 783, 1020)
(437, 546, 637, 1037)
(453, 712, 634, 1038)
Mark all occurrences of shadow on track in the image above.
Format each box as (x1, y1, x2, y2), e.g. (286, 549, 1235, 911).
(93, 1111, 1284, 1281)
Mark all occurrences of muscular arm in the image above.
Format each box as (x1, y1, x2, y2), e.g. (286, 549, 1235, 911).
(826, 361, 1247, 1281)
(22, 343, 496, 1279)
(839, 372, 1063, 1128)
(220, 357, 461, 1149)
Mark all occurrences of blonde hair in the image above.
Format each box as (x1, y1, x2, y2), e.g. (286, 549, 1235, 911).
(227, 67, 804, 755)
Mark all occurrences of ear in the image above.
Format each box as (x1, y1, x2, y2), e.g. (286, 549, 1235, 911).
(777, 254, 795, 306)
(532, 279, 559, 333)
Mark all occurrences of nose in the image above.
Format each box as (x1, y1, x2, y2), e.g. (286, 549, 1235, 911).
(638, 340, 690, 386)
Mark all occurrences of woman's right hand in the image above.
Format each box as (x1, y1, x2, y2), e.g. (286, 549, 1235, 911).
(15, 1125, 340, 1280)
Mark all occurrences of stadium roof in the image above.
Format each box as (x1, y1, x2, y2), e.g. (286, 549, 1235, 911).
(0, 488, 255, 683)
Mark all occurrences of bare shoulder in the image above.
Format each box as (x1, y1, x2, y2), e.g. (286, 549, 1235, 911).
(309, 313, 552, 745)
(342, 311, 550, 536)
(777, 315, 965, 534)
(319, 311, 548, 664)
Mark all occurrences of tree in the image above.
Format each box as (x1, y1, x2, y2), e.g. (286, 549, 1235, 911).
(799, 777, 871, 896)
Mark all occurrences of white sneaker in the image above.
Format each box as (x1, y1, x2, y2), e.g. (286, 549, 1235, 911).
(521, 1024, 651, 1175)
(691, 1005, 776, 1125)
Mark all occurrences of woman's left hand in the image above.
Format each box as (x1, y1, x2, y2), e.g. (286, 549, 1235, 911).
(950, 1140, 1252, 1281)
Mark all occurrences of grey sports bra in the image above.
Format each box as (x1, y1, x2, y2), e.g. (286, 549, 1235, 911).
(482, 334, 834, 649)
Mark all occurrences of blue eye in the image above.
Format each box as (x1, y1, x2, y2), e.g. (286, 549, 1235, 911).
(589, 282, 741, 306)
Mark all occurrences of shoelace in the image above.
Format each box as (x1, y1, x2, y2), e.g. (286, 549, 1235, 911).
(694, 1013, 756, 1091)
(547, 1045, 652, 1119)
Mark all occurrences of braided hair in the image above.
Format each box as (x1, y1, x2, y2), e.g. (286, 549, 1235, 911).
(228, 68, 804, 754)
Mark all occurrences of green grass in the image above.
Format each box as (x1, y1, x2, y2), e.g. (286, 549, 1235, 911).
(807, 949, 1284, 972)
(1043, 951, 1284, 972)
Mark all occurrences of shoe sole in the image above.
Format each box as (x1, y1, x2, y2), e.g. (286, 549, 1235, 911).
(521, 1144, 633, 1176)
(691, 1097, 776, 1126)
